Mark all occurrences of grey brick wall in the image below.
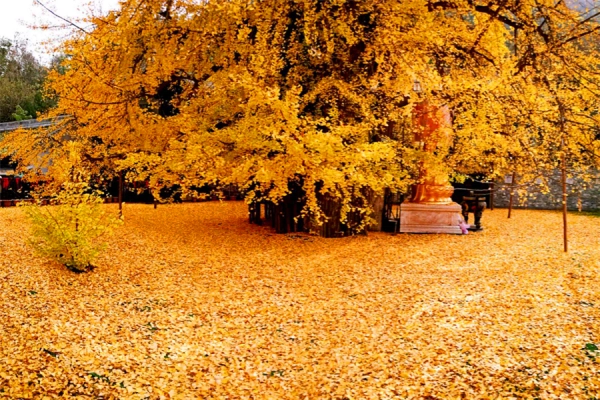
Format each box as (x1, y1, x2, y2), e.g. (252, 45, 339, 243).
(493, 171, 600, 211)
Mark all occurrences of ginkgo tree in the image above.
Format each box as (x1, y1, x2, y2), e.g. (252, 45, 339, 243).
(3, 0, 600, 238)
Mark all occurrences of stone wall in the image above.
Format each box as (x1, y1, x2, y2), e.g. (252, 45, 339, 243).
(493, 171, 600, 211)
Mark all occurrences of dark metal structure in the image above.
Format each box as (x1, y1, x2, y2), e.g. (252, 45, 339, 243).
(460, 193, 487, 231)
(382, 189, 404, 233)
(452, 178, 493, 231)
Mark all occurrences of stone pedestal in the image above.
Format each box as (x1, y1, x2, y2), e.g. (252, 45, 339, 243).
(400, 202, 463, 234)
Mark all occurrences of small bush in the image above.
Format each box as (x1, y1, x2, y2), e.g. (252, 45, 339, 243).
(23, 181, 123, 272)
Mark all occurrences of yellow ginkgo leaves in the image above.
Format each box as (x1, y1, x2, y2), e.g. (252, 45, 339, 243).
(1, 202, 600, 398)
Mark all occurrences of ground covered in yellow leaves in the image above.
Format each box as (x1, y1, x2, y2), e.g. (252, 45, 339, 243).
(1, 202, 600, 399)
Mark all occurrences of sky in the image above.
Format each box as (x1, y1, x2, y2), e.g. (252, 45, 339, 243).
(0, 0, 120, 62)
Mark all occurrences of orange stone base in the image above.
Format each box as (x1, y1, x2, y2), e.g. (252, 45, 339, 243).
(400, 202, 463, 234)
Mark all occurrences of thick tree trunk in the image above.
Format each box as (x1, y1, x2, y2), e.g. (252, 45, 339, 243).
(271, 195, 305, 234)
(317, 195, 342, 238)
(248, 202, 262, 225)
(368, 193, 384, 231)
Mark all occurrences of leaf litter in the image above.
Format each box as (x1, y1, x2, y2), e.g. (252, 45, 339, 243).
(1, 202, 599, 398)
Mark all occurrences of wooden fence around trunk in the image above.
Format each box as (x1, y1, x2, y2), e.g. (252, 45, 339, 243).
(248, 189, 387, 238)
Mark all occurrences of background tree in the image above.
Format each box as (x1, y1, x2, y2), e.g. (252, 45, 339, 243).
(0, 38, 54, 122)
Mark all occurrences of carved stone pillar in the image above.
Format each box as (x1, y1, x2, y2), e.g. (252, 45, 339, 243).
(400, 101, 463, 234)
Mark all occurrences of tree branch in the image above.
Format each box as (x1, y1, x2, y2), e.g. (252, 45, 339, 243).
(34, 0, 90, 34)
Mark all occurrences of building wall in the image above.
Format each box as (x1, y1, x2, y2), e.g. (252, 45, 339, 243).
(493, 171, 600, 211)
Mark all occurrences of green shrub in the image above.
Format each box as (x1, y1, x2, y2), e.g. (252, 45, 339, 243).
(23, 181, 123, 272)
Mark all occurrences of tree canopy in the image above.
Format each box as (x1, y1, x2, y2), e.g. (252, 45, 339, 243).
(3, 0, 600, 227)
